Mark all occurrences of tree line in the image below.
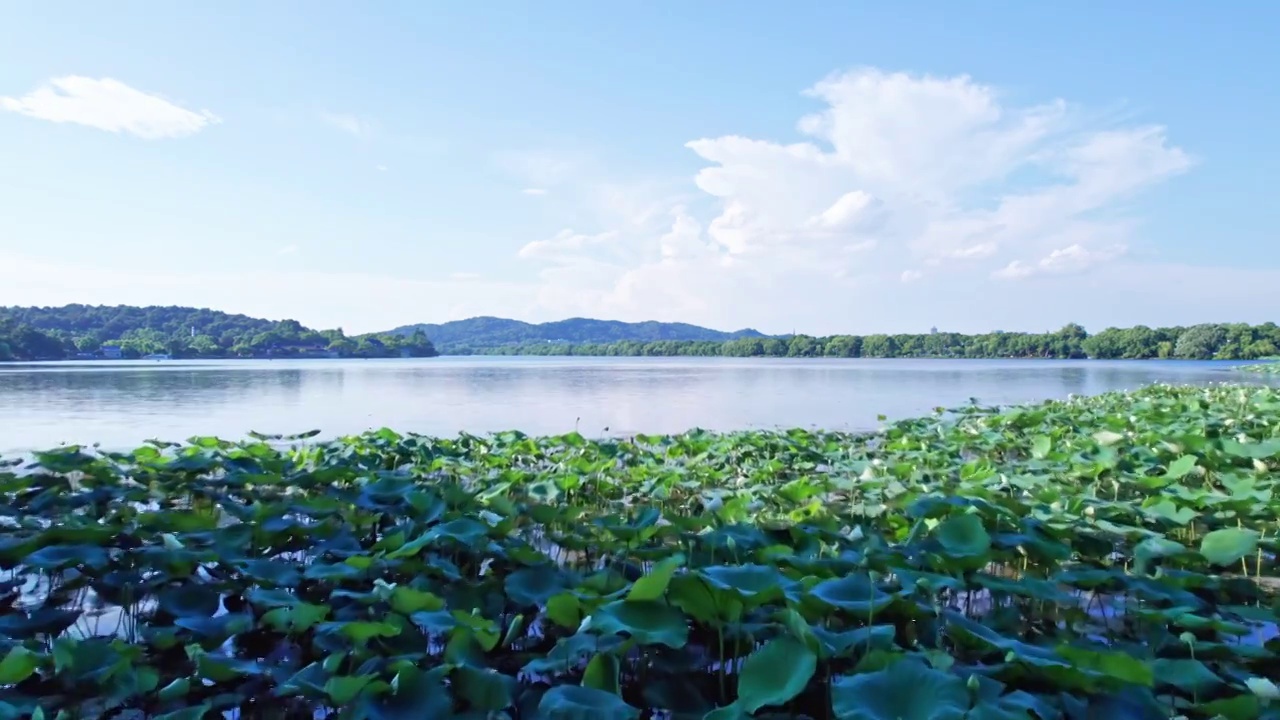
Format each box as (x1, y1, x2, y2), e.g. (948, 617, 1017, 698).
(450, 322, 1280, 361)
(0, 305, 435, 361)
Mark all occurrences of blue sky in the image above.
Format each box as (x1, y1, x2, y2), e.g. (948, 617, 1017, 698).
(2, 2, 1277, 335)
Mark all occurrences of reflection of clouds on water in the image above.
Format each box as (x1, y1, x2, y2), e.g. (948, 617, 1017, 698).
(0, 358, 1272, 453)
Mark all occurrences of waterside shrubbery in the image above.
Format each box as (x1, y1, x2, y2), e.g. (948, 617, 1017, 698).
(3, 384, 1280, 718)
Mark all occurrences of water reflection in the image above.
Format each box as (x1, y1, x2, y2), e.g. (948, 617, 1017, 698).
(0, 357, 1271, 453)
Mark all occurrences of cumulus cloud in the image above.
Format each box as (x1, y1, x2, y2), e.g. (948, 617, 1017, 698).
(509, 67, 1196, 332)
(0, 76, 219, 139)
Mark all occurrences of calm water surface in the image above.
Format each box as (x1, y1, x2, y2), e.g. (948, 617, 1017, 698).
(0, 357, 1268, 453)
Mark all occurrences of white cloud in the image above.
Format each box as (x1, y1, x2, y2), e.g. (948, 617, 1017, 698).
(994, 243, 1126, 280)
(376, 164, 388, 171)
(521, 187, 548, 196)
(517, 230, 617, 261)
(0, 76, 219, 139)
(321, 112, 375, 139)
(277, 244, 299, 256)
(506, 67, 1196, 332)
(451, 271, 481, 281)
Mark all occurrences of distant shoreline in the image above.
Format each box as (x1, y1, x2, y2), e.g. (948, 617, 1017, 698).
(3, 354, 1273, 367)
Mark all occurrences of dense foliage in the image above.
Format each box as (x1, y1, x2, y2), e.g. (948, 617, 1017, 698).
(463, 322, 1280, 360)
(0, 305, 436, 361)
(389, 316, 765, 353)
(3, 384, 1280, 718)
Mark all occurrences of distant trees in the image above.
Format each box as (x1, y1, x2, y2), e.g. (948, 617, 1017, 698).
(3, 305, 1277, 363)
(457, 322, 1280, 361)
(0, 305, 437, 361)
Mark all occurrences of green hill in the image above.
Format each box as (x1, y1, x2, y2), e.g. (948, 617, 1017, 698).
(0, 304, 435, 360)
(387, 316, 768, 353)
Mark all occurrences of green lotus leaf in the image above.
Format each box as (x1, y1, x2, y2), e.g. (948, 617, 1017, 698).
(1198, 693, 1261, 720)
(522, 633, 627, 676)
(156, 677, 191, 703)
(668, 573, 726, 623)
(506, 565, 573, 607)
(23, 544, 109, 571)
(1151, 658, 1222, 695)
(175, 613, 254, 644)
(453, 665, 515, 711)
(736, 637, 817, 714)
(699, 565, 791, 598)
(303, 560, 365, 581)
(362, 666, 454, 720)
(192, 651, 263, 682)
(389, 586, 445, 615)
(157, 584, 221, 618)
(545, 591, 582, 629)
(1053, 646, 1152, 686)
(933, 513, 991, 558)
(238, 558, 303, 586)
(325, 674, 376, 705)
(0, 604, 79, 638)
(807, 574, 896, 615)
(587, 600, 688, 648)
(319, 620, 403, 644)
(536, 685, 641, 720)
(626, 553, 685, 602)
(1200, 528, 1260, 566)
(1132, 537, 1187, 573)
(831, 660, 969, 720)
(261, 602, 330, 633)
(1164, 454, 1198, 479)
(583, 653, 621, 695)
(0, 647, 41, 684)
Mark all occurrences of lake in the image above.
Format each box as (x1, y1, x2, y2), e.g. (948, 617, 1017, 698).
(0, 356, 1268, 454)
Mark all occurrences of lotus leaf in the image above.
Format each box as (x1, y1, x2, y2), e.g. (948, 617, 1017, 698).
(831, 659, 969, 720)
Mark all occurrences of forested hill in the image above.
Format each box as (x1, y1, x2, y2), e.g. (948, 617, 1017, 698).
(0, 304, 435, 360)
(387, 316, 767, 353)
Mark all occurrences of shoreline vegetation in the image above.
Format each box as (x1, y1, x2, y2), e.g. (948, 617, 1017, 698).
(3, 383, 1280, 717)
(2, 304, 1279, 363)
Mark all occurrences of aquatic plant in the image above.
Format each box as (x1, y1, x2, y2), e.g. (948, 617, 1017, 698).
(1239, 361, 1280, 376)
(2, 383, 1280, 718)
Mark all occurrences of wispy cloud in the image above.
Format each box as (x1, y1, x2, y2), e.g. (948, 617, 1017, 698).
(0, 76, 219, 139)
(451, 271, 481, 281)
(521, 187, 548, 196)
(277, 244, 299, 257)
(320, 111, 375, 139)
(517, 230, 617, 260)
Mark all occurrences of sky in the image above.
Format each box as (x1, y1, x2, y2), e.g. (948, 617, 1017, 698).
(2, 2, 1278, 336)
